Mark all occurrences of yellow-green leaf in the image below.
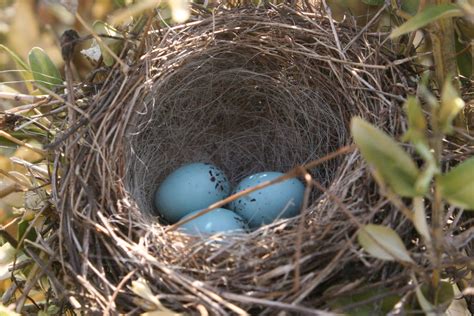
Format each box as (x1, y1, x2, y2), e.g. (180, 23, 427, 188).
(351, 117, 420, 197)
(416, 285, 437, 316)
(0, 44, 34, 92)
(327, 285, 401, 315)
(413, 197, 430, 242)
(92, 21, 124, 67)
(390, 4, 464, 39)
(0, 44, 29, 71)
(439, 80, 465, 134)
(362, 0, 384, 6)
(401, 0, 420, 16)
(17, 219, 37, 245)
(358, 224, 414, 263)
(404, 96, 427, 140)
(438, 157, 474, 210)
(28, 47, 63, 90)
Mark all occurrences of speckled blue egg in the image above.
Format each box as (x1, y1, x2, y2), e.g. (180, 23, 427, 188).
(228, 172, 305, 229)
(179, 208, 249, 235)
(154, 163, 231, 223)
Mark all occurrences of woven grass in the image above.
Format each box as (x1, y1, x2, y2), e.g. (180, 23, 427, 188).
(42, 3, 474, 314)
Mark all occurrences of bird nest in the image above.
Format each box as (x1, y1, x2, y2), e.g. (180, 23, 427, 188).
(47, 4, 434, 314)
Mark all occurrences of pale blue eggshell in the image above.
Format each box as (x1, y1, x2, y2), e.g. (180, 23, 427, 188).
(179, 208, 249, 235)
(154, 163, 231, 223)
(228, 172, 304, 228)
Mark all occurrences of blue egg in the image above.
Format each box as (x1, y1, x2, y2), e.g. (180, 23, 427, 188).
(179, 208, 249, 235)
(228, 172, 305, 229)
(154, 163, 231, 223)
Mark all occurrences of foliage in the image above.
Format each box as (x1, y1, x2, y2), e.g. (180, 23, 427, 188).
(352, 79, 472, 312)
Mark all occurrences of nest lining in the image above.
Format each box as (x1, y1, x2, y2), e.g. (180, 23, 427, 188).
(48, 5, 438, 314)
(126, 47, 349, 216)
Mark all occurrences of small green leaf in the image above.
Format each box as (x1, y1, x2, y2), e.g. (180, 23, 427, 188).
(113, 0, 127, 6)
(358, 224, 414, 263)
(362, 0, 384, 6)
(401, 97, 438, 194)
(0, 44, 29, 71)
(351, 117, 420, 197)
(413, 197, 430, 242)
(455, 28, 472, 79)
(415, 161, 437, 196)
(438, 157, 474, 210)
(416, 285, 437, 316)
(415, 282, 455, 314)
(46, 305, 61, 315)
(28, 47, 63, 90)
(438, 80, 465, 134)
(327, 285, 401, 315)
(17, 219, 37, 245)
(400, 0, 420, 16)
(403, 97, 427, 140)
(422, 282, 454, 307)
(390, 4, 464, 38)
(92, 21, 124, 67)
(0, 44, 34, 92)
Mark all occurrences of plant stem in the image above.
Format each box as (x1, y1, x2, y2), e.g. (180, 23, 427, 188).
(430, 123, 444, 292)
(429, 0, 466, 127)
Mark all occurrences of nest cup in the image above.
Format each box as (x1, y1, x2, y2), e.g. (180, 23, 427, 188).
(126, 34, 348, 216)
(54, 5, 417, 313)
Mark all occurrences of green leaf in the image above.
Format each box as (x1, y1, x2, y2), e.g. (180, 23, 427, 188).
(438, 157, 474, 210)
(415, 282, 455, 314)
(351, 117, 420, 197)
(405, 97, 427, 136)
(362, 0, 384, 6)
(17, 219, 37, 245)
(414, 160, 437, 196)
(92, 21, 124, 67)
(327, 285, 401, 315)
(390, 4, 464, 38)
(455, 28, 472, 79)
(403, 96, 428, 146)
(28, 47, 63, 90)
(422, 282, 454, 307)
(0, 44, 34, 92)
(0, 44, 29, 71)
(415, 285, 437, 316)
(402, 97, 438, 195)
(113, 0, 127, 6)
(358, 224, 414, 263)
(400, 0, 420, 16)
(413, 197, 430, 242)
(438, 80, 465, 134)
